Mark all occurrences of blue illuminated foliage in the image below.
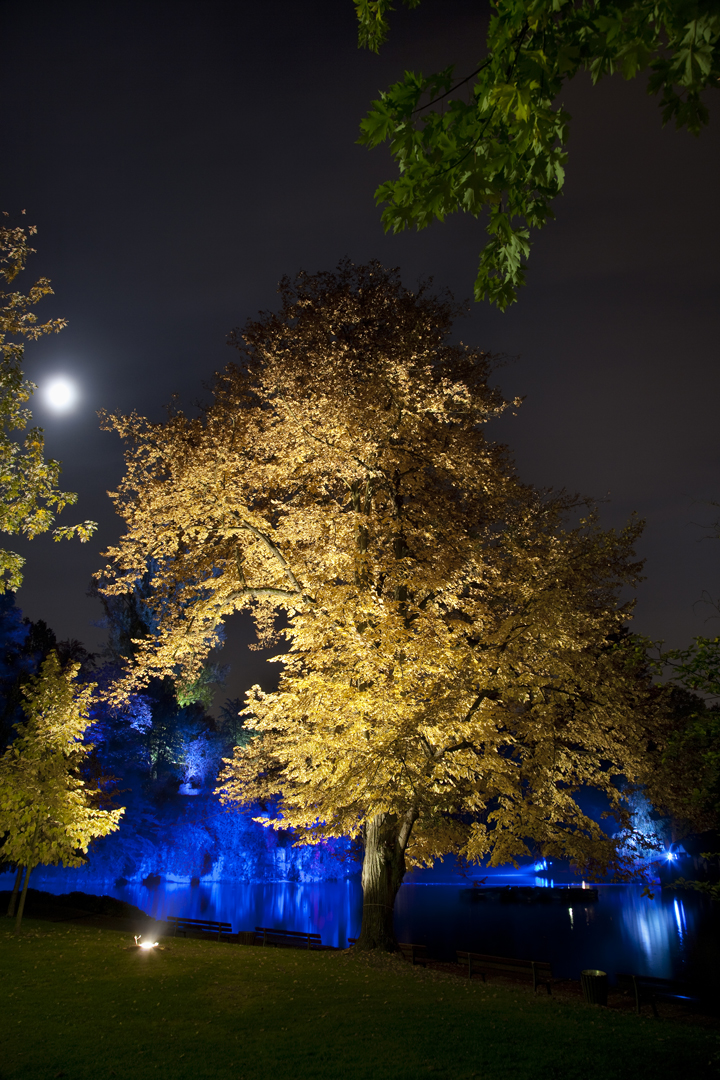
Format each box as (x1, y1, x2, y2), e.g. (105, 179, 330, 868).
(0, 596, 358, 885)
(0, 595, 95, 748)
(616, 789, 670, 862)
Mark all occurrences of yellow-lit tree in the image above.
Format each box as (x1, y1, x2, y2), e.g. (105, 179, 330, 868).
(0, 216, 96, 592)
(0, 652, 124, 932)
(99, 262, 658, 949)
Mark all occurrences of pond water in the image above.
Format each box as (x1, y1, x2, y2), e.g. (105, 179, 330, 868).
(6, 870, 716, 990)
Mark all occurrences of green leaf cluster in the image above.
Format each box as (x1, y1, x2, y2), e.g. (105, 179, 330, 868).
(176, 662, 228, 711)
(355, 0, 719, 308)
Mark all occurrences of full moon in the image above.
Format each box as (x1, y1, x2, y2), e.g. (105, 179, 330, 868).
(44, 377, 78, 412)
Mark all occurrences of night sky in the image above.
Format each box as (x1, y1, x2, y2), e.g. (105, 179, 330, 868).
(2, 0, 719, 702)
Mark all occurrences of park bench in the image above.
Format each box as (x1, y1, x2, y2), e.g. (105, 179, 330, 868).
(399, 942, 428, 966)
(254, 925, 323, 949)
(167, 915, 233, 941)
(457, 950, 553, 994)
(348, 938, 428, 965)
(615, 972, 697, 1017)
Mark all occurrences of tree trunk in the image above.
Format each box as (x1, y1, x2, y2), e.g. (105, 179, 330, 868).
(355, 809, 418, 951)
(6, 865, 24, 918)
(14, 864, 32, 935)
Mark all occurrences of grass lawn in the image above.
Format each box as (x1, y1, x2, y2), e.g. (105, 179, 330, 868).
(1, 918, 718, 1080)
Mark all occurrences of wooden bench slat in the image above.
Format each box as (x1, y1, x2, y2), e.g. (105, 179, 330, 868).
(255, 926, 321, 939)
(615, 972, 695, 1016)
(348, 938, 428, 965)
(167, 915, 233, 940)
(168, 919, 232, 930)
(457, 950, 552, 994)
(398, 942, 428, 966)
(254, 925, 322, 949)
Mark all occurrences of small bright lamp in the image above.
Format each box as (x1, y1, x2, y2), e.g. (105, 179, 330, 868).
(134, 935, 159, 950)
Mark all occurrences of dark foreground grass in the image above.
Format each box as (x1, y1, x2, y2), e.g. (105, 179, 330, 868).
(1, 919, 718, 1080)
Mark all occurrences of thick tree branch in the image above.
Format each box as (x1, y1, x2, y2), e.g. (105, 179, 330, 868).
(238, 521, 304, 593)
(227, 586, 304, 602)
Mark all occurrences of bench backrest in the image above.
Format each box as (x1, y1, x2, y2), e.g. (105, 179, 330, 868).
(255, 925, 321, 937)
(167, 916, 232, 936)
(399, 942, 428, 965)
(457, 950, 552, 993)
(168, 916, 232, 928)
(458, 950, 550, 971)
(616, 972, 689, 994)
(254, 926, 322, 946)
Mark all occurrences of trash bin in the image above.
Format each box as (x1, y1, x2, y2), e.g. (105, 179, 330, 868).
(581, 969, 608, 1006)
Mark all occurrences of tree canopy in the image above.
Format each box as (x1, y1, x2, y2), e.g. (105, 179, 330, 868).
(641, 507, 720, 841)
(646, 637, 720, 834)
(355, 0, 719, 308)
(99, 263, 660, 948)
(0, 216, 95, 592)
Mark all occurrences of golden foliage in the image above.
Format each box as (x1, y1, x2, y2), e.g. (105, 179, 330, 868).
(0, 653, 124, 870)
(0, 216, 96, 591)
(100, 262, 656, 877)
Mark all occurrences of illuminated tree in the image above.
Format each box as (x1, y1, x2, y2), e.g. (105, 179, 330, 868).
(100, 262, 657, 949)
(0, 215, 96, 592)
(355, 0, 719, 308)
(0, 652, 124, 932)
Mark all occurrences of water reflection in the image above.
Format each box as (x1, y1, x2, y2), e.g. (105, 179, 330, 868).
(674, 898, 687, 945)
(396, 883, 710, 985)
(3, 872, 712, 987)
(114, 878, 364, 950)
(616, 891, 692, 978)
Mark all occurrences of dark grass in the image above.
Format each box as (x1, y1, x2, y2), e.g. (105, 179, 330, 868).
(1, 919, 718, 1079)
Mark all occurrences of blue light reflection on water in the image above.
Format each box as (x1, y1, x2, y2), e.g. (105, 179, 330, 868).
(393, 882, 715, 984)
(116, 877, 362, 950)
(674, 898, 687, 945)
(3, 872, 714, 986)
(0, 872, 363, 951)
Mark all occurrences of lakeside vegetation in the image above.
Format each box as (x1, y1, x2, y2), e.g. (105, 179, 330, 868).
(1, 919, 717, 1079)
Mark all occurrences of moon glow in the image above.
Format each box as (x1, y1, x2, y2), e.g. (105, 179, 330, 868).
(44, 377, 78, 412)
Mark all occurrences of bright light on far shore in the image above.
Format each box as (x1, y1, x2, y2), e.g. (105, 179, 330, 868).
(44, 376, 78, 412)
